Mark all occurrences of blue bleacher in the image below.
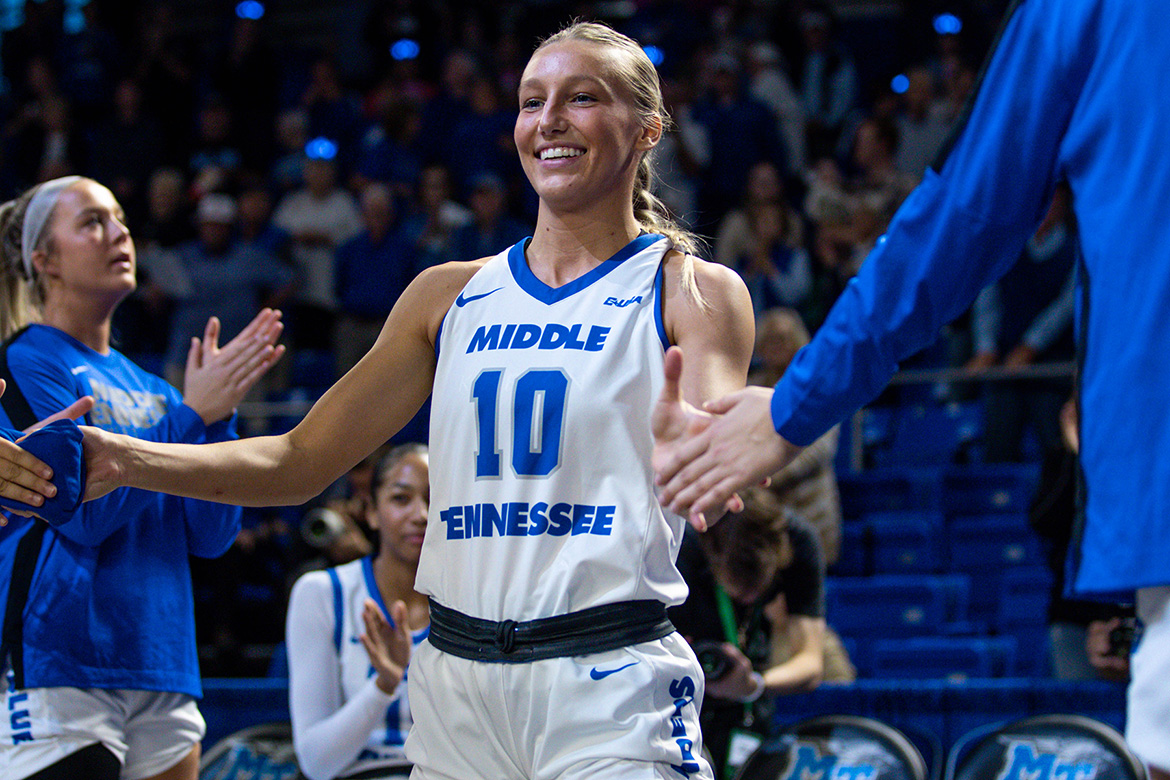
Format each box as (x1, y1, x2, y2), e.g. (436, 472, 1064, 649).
(945, 514, 1045, 626)
(869, 402, 983, 468)
(941, 462, 1040, 516)
(838, 465, 943, 518)
(826, 573, 971, 640)
(866, 511, 946, 574)
(868, 636, 1018, 681)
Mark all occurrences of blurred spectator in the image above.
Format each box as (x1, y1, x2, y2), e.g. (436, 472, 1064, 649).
(271, 108, 311, 195)
(188, 95, 243, 199)
(237, 182, 292, 262)
(164, 193, 297, 386)
(300, 52, 363, 170)
(399, 162, 471, 272)
(449, 172, 530, 263)
(274, 150, 362, 351)
(751, 308, 843, 566)
(734, 200, 813, 316)
(56, 1, 122, 125)
(794, 3, 859, 161)
(715, 161, 804, 270)
(131, 2, 199, 166)
(86, 78, 162, 223)
(893, 66, 952, 178)
(4, 57, 85, 187)
(333, 182, 415, 378)
(670, 488, 854, 780)
(209, 10, 280, 172)
(693, 50, 786, 229)
(804, 117, 917, 304)
(418, 48, 480, 164)
(445, 72, 516, 199)
(353, 94, 425, 201)
(652, 73, 708, 229)
(112, 167, 192, 356)
(965, 184, 1077, 461)
(746, 41, 806, 178)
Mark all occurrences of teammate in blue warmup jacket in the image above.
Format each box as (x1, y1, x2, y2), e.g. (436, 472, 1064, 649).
(654, 0, 1170, 774)
(0, 176, 284, 780)
(61, 23, 755, 780)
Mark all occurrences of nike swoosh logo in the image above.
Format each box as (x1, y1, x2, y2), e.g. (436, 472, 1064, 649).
(455, 287, 503, 307)
(590, 661, 639, 680)
(70, 366, 89, 375)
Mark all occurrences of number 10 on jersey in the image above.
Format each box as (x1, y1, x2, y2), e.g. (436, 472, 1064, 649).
(472, 368, 570, 478)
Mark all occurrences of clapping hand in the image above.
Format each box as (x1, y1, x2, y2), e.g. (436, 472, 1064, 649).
(183, 309, 286, 425)
(360, 598, 413, 696)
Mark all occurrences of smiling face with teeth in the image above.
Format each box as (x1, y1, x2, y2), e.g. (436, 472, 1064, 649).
(515, 39, 659, 218)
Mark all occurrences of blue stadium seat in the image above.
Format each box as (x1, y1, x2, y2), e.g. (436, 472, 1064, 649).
(826, 574, 970, 639)
(830, 521, 871, 577)
(838, 466, 943, 519)
(869, 636, 1018, 681)
(996, 566, 1053, 629)
(870, 402, 983, 468)
(941, 462, 1040, 516)
(946, 516, 1045, 625)
(866, 512, 946, 573)
(946, 515, 1043, 571)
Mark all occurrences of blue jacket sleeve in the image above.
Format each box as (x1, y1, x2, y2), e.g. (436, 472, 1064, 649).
(182, 412, 242, 559)
(771, 0, 1088, 445)
(6, 347, 240, 548)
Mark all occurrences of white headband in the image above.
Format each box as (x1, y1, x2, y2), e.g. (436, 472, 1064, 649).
(21, 176, 83, 279)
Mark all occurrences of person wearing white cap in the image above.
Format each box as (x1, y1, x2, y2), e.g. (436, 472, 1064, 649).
(162, 192, 296, 387)
(0, 176, 285, 780)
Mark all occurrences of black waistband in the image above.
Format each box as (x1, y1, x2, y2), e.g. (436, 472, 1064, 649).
(427, 598, 675, 663)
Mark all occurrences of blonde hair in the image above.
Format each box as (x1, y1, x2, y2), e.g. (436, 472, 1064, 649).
(535, 21, 705, 302)
(0, 186, 52, 340)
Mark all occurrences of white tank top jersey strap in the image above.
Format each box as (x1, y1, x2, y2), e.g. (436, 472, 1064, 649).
(422, 234, 688, 622)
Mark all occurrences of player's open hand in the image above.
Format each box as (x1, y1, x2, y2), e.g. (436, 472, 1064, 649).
(652, 347, 745, 531)
(655, 350, 801, 526)
(183, 308, 286, 425)
(360, 598, 413, 696)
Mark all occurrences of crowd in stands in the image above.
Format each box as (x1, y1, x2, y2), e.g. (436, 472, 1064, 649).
(0, 0, 1040, 676)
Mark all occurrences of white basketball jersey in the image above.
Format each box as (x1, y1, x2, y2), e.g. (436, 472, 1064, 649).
(420, 234, 689, 622)
(325, 558, 427, 768)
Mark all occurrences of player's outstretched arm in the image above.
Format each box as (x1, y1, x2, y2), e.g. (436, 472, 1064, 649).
(80, 262, 480, 508)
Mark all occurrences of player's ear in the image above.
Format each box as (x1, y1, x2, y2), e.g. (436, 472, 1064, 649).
(636, 115, 663, 151)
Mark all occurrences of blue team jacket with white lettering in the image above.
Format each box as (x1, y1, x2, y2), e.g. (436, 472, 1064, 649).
(770, 0, 1170, 597)
(0, 324, 240, 697)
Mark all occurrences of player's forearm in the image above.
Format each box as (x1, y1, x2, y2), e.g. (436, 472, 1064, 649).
(118, 433, 326, 507)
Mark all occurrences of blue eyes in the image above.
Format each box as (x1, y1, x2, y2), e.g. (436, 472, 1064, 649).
(521, 94, 597, 110)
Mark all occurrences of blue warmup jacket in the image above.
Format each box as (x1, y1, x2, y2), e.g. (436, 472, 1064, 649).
(770, 0, 1170, 597)
(0, 324, 241, 697)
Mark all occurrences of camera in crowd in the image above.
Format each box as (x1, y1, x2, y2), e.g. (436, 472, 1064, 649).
(692, 640, 733, 681)
(301, 506, 351, 549)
